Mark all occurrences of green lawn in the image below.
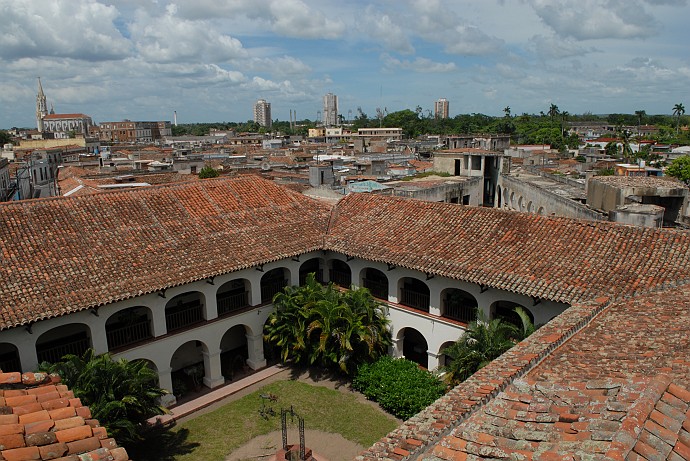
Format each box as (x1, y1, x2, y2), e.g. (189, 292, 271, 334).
(172, 380, 400, 461)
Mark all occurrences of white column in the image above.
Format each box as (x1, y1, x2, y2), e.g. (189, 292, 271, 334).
(158, 368, 177, 407)
(202, 349, 225, 388)
(429, 285, 441, 317)
(90, 329, 109, 355)
(427, 350, 440, 372)
(201, 286, 218, 321)
(16, 333, 39, 372)
(150, 296, 168, 337)
(388, 275, 398, 304)
(246, 333, 266, 370)
(390, 337, 403, 359)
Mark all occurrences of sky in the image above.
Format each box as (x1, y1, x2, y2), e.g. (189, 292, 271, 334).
(1, 0, 689, 129)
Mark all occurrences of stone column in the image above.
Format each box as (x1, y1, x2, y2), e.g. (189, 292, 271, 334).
(202, 349, 225, 388)
(246, 333, 267, 370)
(390, 337, 404, 359)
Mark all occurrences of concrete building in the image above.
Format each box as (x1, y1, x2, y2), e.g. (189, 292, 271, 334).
(433, 149, 504, 206)
(98, 121, 172, 143)
(323, 93, 338, 127)
(253, 99, 272, 128)
(434, 98, 449, 119)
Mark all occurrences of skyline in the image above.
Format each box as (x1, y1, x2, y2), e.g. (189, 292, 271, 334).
(1, 0, 689, 129)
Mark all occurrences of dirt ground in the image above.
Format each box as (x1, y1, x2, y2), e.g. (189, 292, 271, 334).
(177, 367, 400, 461)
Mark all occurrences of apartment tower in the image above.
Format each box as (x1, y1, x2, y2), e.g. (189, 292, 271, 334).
(434, 98, 449, 119)
(254, 99, 272, 128)
(323, 93, 338, 127)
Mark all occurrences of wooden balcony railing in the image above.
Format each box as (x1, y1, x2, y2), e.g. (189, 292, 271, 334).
(106, 317, 152, 350)
(443, 303, 477, 324)
(400, 288, 430, 312)
(362, 278, 388, 300)
(218, 291, 250, 316)
(166, 302, 204, 332)
(261, 279, 288, 303)
(36, 335, 90, 364)
(329, 269, 351, 288)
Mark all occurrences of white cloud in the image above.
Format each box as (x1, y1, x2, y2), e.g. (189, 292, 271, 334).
(529, 34, 600, 59)
(129, 4, 246, 63)
(360, 7, 414, 54)
(0, 0, 130, 61)
(382, 54, 457, 73)
(528, 0, 657, 40)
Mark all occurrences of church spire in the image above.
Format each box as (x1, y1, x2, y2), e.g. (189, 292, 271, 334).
(36, 77, 48, 132)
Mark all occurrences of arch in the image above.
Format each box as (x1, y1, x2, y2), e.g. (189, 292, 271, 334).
(299, 258, 324, 285)
(398, 277, 430, 312)
(441, 288, 478, 324)
(170, 340, 209, 398)
(398, 327, 428, 368)
(130, 358, 159, 386)
(36, 323, 92, 364)
(497, 187, 502, 208)
(0, 343, 21, 372)
(537, 206, 545, 215)
(437, 341, 457, 369)
(490, 301, 534, 328)
(527, 201, 534, 213)
(261, 267, 290, 303)
(360, 267, 388, 300)
(502, 188, 509, 208)
(329, 259, 352, 288)
(105, 306, 153, 351)
(517, 196, 524, 211)
(509, 191, 515, 208)
(165, 291, 205, 333)
(217, 278, 251, 317)
(219, 324, 250, 381)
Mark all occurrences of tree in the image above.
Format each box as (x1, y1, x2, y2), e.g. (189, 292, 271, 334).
(604, 141, 619, 158)
(0, 130, 10, 145)
(673, 103, 685, 135)
(666, 155, 690, 184)
(264, 273, 391, 374)
(440, 307, 534, 386)
(635, 110, 646, 133)
(503, 106, 511, 118)
(548, 103, 560, 124)
(40, 349, 168, 448)
(198, 165, 219, 179)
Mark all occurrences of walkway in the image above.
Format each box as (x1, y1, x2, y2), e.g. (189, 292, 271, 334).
(148, 365, 285, 425)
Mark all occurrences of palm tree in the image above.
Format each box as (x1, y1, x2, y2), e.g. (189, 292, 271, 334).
(440, 307, 534, 386)
(635, 109, 646, 134)
(548, 103, 560, 125)
(264, 273, 391, 374)
(40, 349, 168, 446)
(503, 106, 511, 118)
(673, 103, 685, 135)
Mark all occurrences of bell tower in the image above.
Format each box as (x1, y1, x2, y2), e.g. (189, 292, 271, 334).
(36, 77, 48, 132)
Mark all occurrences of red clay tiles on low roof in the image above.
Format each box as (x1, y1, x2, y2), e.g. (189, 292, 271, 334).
(0, 371, 129, 461)
(425, 374, 690, 461)
(326, 193, 690, 305)
(0, 177, 331, 330)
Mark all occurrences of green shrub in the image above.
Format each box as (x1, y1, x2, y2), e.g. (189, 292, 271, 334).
(352, 356, 445, 420)
(199, 165, 219, 178)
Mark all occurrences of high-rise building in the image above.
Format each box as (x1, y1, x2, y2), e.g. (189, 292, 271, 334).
(323, 93, 338, 127)
(434, 98, 449, 119)
(253, 99, 272, 128)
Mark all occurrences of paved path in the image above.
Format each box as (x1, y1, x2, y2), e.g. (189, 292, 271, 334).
(148, 365, 285, 425)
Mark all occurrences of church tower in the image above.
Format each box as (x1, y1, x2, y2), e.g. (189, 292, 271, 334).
(36, 77, 48, 132)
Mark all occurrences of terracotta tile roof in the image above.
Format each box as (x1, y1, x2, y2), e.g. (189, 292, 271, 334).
(425, 375, 690, 461)
(326, 193, 690, 305)
(0, 177, 331, 330)
(42, 114, 90, 120)
(0, 371, 129, 461)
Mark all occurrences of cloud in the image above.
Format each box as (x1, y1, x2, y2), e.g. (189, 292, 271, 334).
(129, 4, 246, 63)
(360, 7, 414, 54)
(242, 56, 312, 77)
(529, 34, 600, 59)
(0, 0, 130, 61)
(382, 54, 457, 73)
(174, 0, 346, 40)
(528, 0, 658, 40)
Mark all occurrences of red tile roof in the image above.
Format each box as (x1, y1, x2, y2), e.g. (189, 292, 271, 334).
(0, 371, 129, 461)
(0, 177, 330, 330)
(326, 193, 690, 305)
(42, 114, 91, 120)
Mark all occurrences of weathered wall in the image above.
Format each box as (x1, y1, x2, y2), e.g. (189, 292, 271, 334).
(499, 175, 605, 221)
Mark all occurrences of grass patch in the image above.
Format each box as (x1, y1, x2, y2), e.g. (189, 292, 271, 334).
(173, 380, 399, 461)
